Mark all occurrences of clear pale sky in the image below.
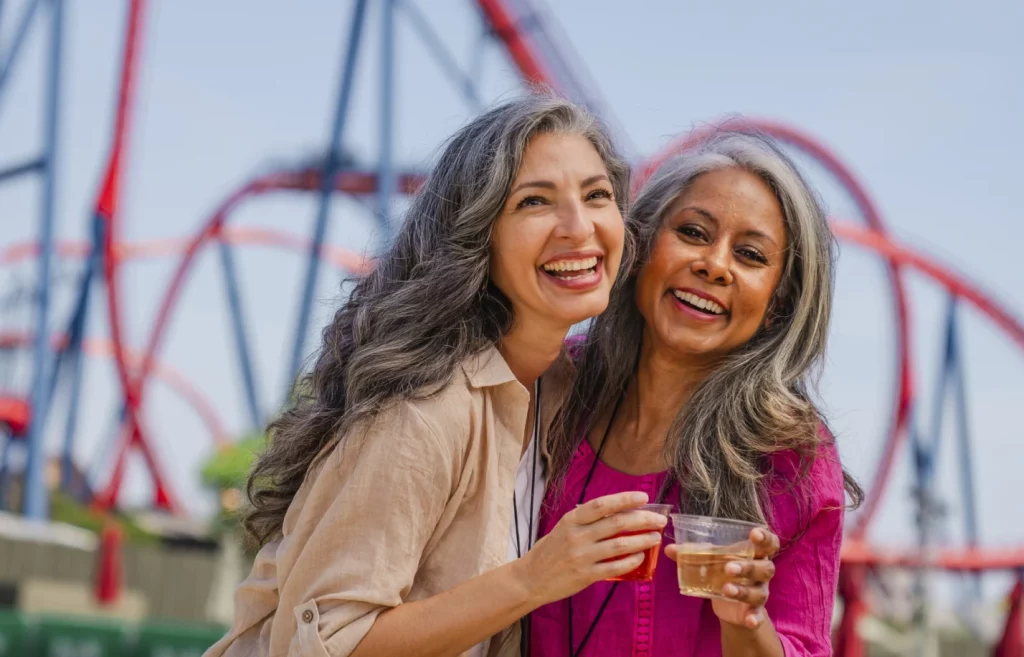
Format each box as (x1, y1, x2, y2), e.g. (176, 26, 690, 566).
(1, 1, 1021, 569)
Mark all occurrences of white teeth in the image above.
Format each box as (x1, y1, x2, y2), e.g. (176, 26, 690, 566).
(672, 290, 725, 315)
(542, 256, 599, 273)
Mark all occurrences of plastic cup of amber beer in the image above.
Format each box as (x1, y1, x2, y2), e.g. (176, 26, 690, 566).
(602, 503, 673, 582)
(669, 514, 762, 599)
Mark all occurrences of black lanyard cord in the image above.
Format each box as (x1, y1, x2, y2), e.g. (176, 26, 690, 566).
(567, 392, 624, 657)
(567, 391, 673, 657)
(515, 379, 543, 657)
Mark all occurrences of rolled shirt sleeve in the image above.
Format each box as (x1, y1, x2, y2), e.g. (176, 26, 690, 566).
(281, 401, 458, 656)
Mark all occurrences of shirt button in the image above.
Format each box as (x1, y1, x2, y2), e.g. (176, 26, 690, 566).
(639, 618, 650, 626)
(302, 609, 314, 623)
(640, 601, 651, 610)
(639, 584, 650, 592)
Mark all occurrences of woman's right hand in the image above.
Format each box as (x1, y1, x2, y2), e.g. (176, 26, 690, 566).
(514, 491, 668, 606)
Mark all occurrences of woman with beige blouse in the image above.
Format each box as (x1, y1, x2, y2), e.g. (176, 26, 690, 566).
(204, 95, 669, 657)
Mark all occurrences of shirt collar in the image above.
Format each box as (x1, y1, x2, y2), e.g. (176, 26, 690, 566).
(461, 345, 520, 389)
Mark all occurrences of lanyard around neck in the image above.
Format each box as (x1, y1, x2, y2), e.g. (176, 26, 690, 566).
(514, 379, 542, 657)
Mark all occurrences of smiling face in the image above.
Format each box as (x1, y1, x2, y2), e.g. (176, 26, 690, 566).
(489, 132, 626, 332)
(634, 167, 789, 364)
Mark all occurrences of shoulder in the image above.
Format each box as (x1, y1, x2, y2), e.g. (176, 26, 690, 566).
(766, 423, 844, 494)
(763, 421, 847, 540)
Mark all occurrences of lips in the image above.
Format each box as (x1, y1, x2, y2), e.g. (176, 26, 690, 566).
(671, 290, 726, 315)
(539, 251, 605, 291)
(541, 255, 600, 279)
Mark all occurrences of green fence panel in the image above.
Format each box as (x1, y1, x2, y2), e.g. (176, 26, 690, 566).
(133, 622, 225, 657)
(34, 616, 129, 657)
(0, 611, 31, 657)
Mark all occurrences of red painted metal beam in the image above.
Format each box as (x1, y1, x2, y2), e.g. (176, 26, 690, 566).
(842, 541, 1024, 571)
(472, 0, 552, 85)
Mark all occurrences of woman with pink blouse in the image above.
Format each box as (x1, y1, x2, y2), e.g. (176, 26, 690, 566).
(531, 130, 862, 657)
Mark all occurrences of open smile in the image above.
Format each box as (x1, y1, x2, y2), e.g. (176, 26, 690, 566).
(540, 252, 604, 291)
(670, 288, 728, 321)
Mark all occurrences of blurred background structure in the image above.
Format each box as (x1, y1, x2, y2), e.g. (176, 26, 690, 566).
(0, 1, 1021, 655)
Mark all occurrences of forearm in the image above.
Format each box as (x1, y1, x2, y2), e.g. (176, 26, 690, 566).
(350, 560, 540, 657)
(721, 618, 785, 657)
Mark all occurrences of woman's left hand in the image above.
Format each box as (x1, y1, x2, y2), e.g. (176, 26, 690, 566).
(665, 527, 781, 630)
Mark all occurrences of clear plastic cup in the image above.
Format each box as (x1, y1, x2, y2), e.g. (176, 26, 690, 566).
(602, 503, 673, 582)
(669, 514, 763, 599)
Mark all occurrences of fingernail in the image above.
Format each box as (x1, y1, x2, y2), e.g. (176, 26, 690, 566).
(725, 562, 742, 575)
(723, 584, 738, 597)
(752, 529, 765, 541)
(632, 492, 648, 504)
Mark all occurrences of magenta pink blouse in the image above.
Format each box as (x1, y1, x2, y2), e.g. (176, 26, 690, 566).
(530, 436, 845, 657)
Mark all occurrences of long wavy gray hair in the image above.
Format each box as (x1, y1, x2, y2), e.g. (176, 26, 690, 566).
(548, 130, 862, 525)
(244, 94, 631, 546)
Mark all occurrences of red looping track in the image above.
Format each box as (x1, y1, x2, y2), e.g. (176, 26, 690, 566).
(0, 331, 229, 445)
(0, 227, 371, 449)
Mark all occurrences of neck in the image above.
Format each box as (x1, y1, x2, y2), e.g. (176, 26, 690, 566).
(623, 333, 716, 448)
(497, 319, 568, 389)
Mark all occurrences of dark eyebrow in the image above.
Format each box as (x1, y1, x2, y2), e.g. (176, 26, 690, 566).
(509, 180, 555, 195)
(509, 173, 610, 196)
(680, 205, 719, 224)
(678, 205, 781, 249)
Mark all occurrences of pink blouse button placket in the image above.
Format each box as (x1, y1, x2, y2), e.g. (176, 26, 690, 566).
(632, 475, 657, 657)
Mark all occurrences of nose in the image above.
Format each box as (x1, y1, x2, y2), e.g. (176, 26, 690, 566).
(690, 243, 734, 285)
(554, 198, 595, 243)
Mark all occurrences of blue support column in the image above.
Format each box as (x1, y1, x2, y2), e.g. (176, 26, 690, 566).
(218, 238, 262, 429)
(0, 0, 42, 106)
(57, 216, 102, 493)
(23, 0, 64, 520)
(397, 0, 483, 110)
(377, 0, 396, 236)
(0, 433, 12, 510)
(946, 301, 979, 547)
(286, 0, 370, 388)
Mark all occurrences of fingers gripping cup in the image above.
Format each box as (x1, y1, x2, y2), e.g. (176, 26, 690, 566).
(670, 514, 763, 599)
(604, 503, 672, 582)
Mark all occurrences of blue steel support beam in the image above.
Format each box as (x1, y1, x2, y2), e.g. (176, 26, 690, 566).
(398, 0, 483, 109)
(0, 0, 42, 107)
(218, 238, 262, 429)
(0, 434, 12, 509)
(286, 0, 370, 387)
(57, 216, 102, 493)
(947, 301, 979, 548)
(0, 158, 44, 183)
(377, 0, 396, 235)
(23, 0, 64, 520)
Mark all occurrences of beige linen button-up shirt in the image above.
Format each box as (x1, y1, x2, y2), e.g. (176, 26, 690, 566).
(205, 346, 570, 657)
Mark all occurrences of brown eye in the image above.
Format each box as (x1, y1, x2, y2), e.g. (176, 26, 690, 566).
(516, 195, 546, 209)
(676, 225, 707, 241)
(737, 247, 768, 264)
(586, 188, 613, 202)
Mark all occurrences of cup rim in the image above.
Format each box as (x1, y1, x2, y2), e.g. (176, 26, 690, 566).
(638, 503, 673, 515)
(668, 513, 766, 530)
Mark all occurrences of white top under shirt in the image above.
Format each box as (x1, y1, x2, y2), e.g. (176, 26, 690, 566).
(468, 423, 547, 657)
